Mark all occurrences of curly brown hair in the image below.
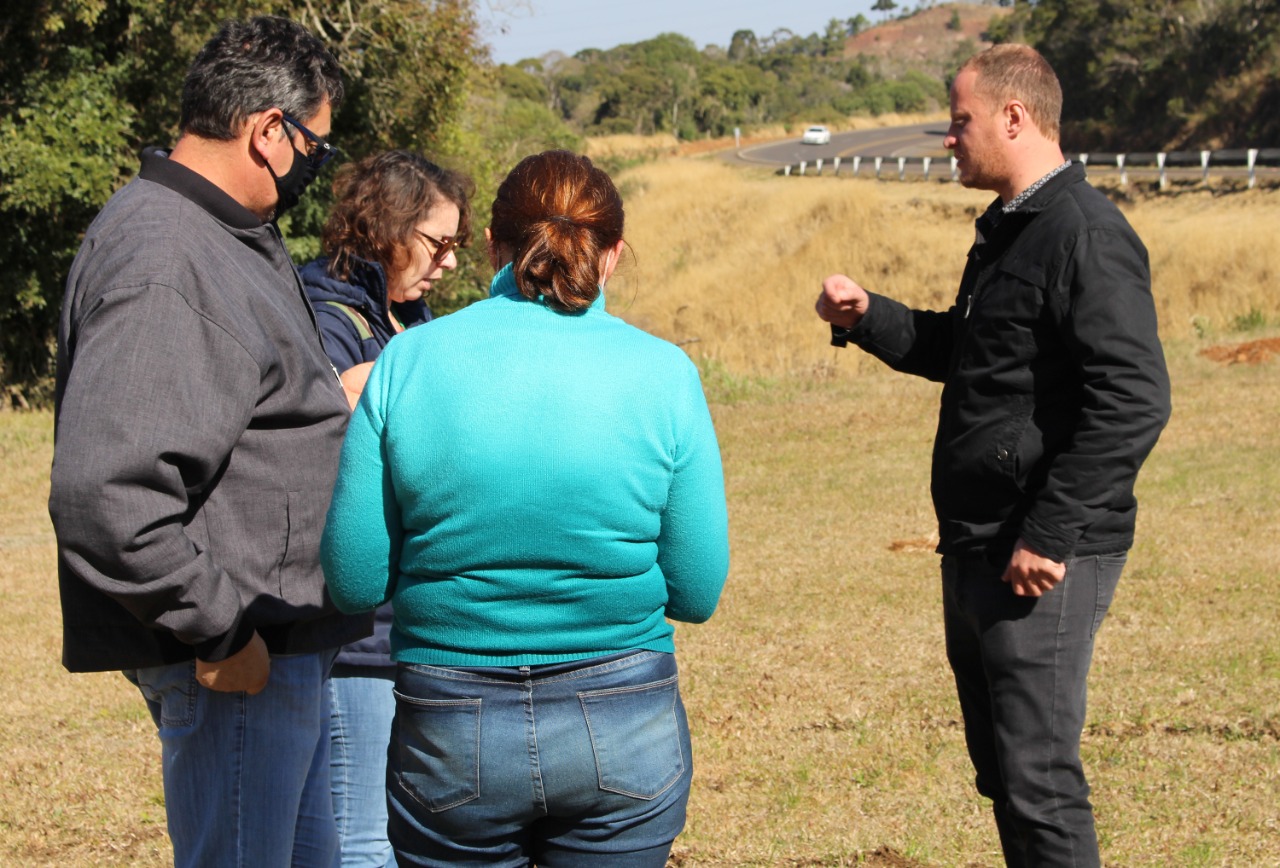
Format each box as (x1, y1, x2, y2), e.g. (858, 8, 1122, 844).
(322, 150, 474, 282)
(489, 150, 624, 313)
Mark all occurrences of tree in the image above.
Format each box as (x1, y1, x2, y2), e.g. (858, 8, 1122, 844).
(728, 29, 758, 61)
(872, 0, 898, 18)
(0, 0, 488, 405)
(822, 18, 849, 57)
(987, 0, 1280, 149)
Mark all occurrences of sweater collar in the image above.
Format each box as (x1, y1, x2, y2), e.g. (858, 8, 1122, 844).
(137, 146, 263, 230)
(488, 262, 607, 312)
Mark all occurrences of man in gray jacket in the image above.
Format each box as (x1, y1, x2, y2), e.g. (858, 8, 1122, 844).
(49, 17, 366, 867)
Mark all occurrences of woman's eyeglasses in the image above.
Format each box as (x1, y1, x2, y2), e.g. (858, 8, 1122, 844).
(415, 230, 458, 266)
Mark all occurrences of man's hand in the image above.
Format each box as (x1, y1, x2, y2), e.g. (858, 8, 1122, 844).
(196, 631, 270, 694)
(1002, 538, 1067, 597)
(815, 274, 871, 330)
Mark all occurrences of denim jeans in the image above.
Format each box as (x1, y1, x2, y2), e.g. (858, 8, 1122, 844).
(126, 649, 340, 868)
(387, 650, 691, 867)
(330, 665, 398, 867)
(942, 552, 1126, 868)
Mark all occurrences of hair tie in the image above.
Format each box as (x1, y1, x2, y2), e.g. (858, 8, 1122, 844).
(549, 215, 575, 226)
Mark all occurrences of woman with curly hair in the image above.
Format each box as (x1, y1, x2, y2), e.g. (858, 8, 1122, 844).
(301, 149, 472, 867)
(302, 150, 473, 409)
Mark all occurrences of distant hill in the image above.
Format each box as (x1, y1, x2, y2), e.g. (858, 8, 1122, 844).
(845, 3, 1012, 78)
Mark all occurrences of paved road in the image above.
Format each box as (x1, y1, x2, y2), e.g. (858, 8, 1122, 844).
(729, 120, 950, 167)
(725, 120, 1277, 186)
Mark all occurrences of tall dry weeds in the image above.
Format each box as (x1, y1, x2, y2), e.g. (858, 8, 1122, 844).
(608, 158, 1280, 382)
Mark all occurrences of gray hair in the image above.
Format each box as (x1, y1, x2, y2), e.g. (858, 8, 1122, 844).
(180, 16, 343, 141)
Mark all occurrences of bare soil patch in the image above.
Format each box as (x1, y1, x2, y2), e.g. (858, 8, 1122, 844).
(1198, 337, 1280, 365)
(845, 3, 1011, 71)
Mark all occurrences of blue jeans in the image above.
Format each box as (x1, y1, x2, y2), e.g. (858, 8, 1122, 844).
(330, 666, 398, 867)
(943, 552, 1126, 868)
(388, 650, 691, 867)
(126, 650, 340, 868)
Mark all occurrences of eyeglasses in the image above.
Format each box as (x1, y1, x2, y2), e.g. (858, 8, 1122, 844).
(280, 112, 340, 170)
(415, 229, 459, 266)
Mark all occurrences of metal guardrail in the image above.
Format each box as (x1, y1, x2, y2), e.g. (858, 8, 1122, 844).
(779, 148, 1280, 189)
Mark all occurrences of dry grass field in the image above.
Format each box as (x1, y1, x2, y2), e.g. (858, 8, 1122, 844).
(2, 156, 1278, 866)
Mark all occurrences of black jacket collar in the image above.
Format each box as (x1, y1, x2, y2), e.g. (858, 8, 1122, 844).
(137, 146, 263, 230)
(975, 162, 1086, 250)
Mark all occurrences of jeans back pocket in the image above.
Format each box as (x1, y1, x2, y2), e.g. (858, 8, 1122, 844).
(578, 674, 684, 800)
(392, 692, 482, 812)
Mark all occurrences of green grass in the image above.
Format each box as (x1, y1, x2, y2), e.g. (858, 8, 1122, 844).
(2, 336, 1278, 866)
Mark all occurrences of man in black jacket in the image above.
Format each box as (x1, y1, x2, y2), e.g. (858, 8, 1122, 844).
(816, 45, 1170, 866)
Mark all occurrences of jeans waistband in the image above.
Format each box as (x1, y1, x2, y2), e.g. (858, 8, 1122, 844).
(400, 649, 663, 686)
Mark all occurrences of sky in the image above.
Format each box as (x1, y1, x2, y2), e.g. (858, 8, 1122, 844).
(479, 0, 883, 65)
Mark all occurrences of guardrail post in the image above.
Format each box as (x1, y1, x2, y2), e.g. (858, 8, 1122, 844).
(922, 157, 932, 181)
(1116, 153, 1127, 187)
(853, 156, 862, 177)
(799, 160, 807, 176)
(1248, 148, 1258, 189)
(784, 165, 791, 176)
(1200, 150, 1211, 183)
(950, 156, 958, 181)
(1157, 152, 1167, 191)
(815, 158, 824, 175)
(874, 157, 883, 179)
(833, 157, 841, 175)
(897, 157, 907, 181)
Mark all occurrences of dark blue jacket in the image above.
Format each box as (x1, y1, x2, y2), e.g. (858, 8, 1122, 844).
(300, 257, 431, 372)
(300, 256, 432, 668)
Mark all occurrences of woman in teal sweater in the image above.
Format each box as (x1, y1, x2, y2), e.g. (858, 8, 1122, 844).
(321, 150, 729, 867)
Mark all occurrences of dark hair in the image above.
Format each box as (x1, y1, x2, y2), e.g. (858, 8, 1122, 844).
(180, 16, 344, 140)
(489, 150, 624, 313)
(962, 44, 1063, 142)
(322, 150, 474, 282)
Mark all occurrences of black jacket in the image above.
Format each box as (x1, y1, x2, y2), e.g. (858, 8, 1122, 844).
(843, 163, 1171, 561)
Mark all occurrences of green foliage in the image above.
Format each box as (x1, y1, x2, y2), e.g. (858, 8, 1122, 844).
(0, 0, 568, 405)
(1230, 308, 1269, 333)
(989, 0, 1280, 150)
(492, 22, 950, 142)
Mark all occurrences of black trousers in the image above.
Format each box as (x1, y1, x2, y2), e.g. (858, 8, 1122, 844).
(942, 551, 1126, 868)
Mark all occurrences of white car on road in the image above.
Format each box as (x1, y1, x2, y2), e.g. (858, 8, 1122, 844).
(800, 125, 831, 145)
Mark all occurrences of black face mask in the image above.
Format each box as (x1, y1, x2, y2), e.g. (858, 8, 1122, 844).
(266, 144, 319, 217)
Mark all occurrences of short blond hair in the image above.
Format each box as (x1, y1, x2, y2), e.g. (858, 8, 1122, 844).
(961, 44, 1062, 141)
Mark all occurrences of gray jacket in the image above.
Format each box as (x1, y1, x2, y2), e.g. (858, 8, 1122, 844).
(50, 149, 370, 672)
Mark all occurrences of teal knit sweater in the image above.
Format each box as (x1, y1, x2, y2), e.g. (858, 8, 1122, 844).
(320, 265, 730, 666)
